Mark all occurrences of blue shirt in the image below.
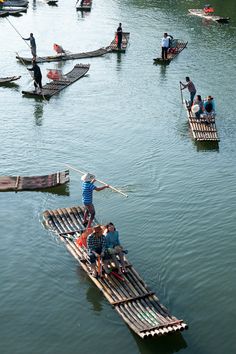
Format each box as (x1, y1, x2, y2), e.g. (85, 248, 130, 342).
(82, 181, 96, 205)
(105, 230, 120, 249)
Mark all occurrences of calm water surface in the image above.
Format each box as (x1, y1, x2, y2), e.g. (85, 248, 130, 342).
(0, 0, 236, 353)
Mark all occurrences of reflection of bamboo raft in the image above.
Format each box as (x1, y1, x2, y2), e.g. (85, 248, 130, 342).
(43, 205, 188, 338)
(0, 170, 69, 191)
(184, 100, 220, 141)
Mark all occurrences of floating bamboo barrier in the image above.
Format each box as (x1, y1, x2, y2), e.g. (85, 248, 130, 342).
(0, 170, 69, 191)
(184, 100, 220, 141)
(42, 205, 188, 338)
(22, 64, 90, 99)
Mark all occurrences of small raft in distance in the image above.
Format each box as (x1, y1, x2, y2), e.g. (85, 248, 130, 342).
(43, 205, 188, 339)
(109, 32, 130, 53)
(22, 63, 90, 99)
(184, 100, 220, 142)
(188, 9, 230, 24)
(0, 76, 21, 84)
(153, 39, 188, 65)
(0, 170, 69, 192)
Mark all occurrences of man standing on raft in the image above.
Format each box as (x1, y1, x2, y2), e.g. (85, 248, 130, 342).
(81, 173, 109, 229)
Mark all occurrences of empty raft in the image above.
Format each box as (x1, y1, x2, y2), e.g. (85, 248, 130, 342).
(22, 64, 90, 99)
(184, 100, 220, 141)
(16, 48, 109, 64)
(0, 76, 21, 84)
(42, 205, 188, 339)
(0, 170, 69, 191)
(109, 32, 130, 53)
(153, 40, 188, 64)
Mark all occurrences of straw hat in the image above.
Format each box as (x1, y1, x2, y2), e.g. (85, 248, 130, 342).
(93, 225, 103, 234)
(81, 173, 95, 182)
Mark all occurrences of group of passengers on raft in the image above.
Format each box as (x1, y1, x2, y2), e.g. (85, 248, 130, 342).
(180, 77, 216, 123)
(80, 172, 127, 278)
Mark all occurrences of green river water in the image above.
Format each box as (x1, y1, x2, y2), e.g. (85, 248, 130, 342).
(0, 0, 236, 353)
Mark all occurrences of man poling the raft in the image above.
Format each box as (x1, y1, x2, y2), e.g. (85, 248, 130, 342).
(64, 164, 128, 229)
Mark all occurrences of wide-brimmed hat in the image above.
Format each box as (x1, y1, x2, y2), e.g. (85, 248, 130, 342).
(81, 173, 95, 182)
(93, 225, 103, 234)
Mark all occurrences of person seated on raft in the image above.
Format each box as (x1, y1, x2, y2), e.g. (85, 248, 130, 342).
(203, 95, 215, 123)
(192, 95, 204, 119)
(104, 222, 127, 275)
(204, 4, 214, 14)
(87, 225, 110, 278)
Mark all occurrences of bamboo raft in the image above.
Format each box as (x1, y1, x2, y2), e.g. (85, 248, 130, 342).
(153, 40, 188, 64)
(188, 9, 230, 24)
(184, 100, 220, 142)
(109, 32, 130, 53)
(0, 8, 27, 16)
(0, 76, 21, 84)
(0, 170, 69, 192)
(42, 205, 188, 339)
(22, 64, 90, 99)
(16, 48, 109, 64)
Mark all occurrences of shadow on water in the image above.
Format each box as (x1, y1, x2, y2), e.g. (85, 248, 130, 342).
(34, 102, 44, 125)
(0, 82, 20, 92)
(194, 140, 219, 152)
(116, 52, 122, 71)
(133, 331, 188, 354)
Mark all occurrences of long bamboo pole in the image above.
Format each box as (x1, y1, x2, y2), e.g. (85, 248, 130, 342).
(65, 163, 128, 198)
(179, 81, 184, 104)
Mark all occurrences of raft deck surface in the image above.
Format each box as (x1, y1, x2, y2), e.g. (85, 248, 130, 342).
(188, 9, 230, 23)
(153, 40, 188, 64)
(109, 32, 130, 53)
(16, 48, 109, 64)
(184, 100, 220, 142)
(0, 170, 69, 191)
(43, 206, 188, 339)
(22, 64, 90, 99)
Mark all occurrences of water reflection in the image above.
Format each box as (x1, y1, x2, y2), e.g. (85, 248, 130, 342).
(86, 284, 103, 313)
(194, 140, 219, 152)
(34, 102, 44, 125)
(77, 10, 90, 19)
(159, 64, 168, 81)
(116, 52, 122, 71)
(133, 331, 188, 354)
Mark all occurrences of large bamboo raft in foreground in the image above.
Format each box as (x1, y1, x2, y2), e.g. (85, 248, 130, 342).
(22, 64, 90, 99)
(43, 205, 188, 338)
(184, 100, 220, 142)
(0, 170, 69, 191)
(16, 47, 109, 64)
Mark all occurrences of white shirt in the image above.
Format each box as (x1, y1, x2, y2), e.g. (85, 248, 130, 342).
(161, 37, 169, 48)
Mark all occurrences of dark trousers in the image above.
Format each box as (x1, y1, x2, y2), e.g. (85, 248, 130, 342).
(34, 76, 42, 89)
(117, 35, 122, 49)
(161, 47, 168, 60)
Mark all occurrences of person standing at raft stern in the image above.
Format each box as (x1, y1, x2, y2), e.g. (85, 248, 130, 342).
(180, 77, 196, 105)
(28, 59, 42, 93)
(23, 33, 37, 59)
(117, 23, 123, 49)
(161, 32, 169, 60)
(81, 173, 109, 229)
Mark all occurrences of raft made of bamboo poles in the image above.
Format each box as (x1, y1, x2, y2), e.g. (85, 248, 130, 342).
(184, 100, 220, 141)
(0, 170, 69, 191)
(42, 205, 188, 339)
(109, 32, 130, 53)
(16, 48, 110, 64)
(153, 40, 188, 65)
(0, 75, 21, 84)
(22, 64, 90, 99)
